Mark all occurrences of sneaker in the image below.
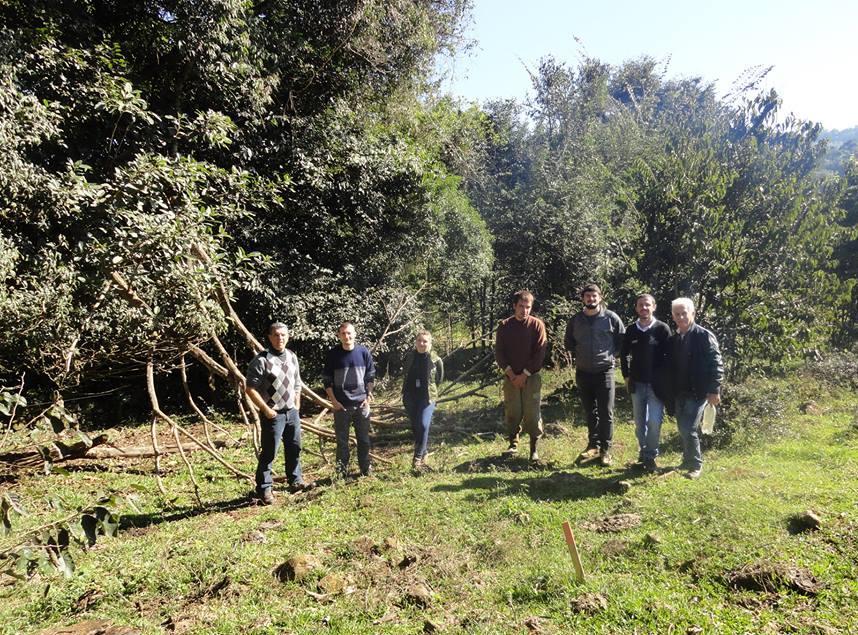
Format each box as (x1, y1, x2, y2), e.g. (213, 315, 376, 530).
(529, 449, 539, 462)
(502, 442, 518, 456)
(685, 468, 702, 480)
(599, 450, 613, 467)
(260, 489, 275, 505)
(578, 446, 600, 461)
(643, 458, 658, 473)
(412, 456, 423, 470)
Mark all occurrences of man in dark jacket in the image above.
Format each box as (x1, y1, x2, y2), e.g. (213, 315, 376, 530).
(669, 297, 724, 479)
(564, 284, 625, 466)
(621, 294, 672, 473)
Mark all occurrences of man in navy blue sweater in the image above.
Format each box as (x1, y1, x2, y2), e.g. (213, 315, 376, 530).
(323, 321, 376, 478)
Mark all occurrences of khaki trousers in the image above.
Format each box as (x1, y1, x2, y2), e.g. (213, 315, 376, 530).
(502, 373, 543, 442)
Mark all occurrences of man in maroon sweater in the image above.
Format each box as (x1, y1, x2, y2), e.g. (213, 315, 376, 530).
(495, 290, 548, 461)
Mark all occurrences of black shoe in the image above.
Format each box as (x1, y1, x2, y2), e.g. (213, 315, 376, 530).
(643, 458, 658, 473)
(288, 480, 316, 493)
(259, 489, 275, 505)
(502, 442, 518, 456)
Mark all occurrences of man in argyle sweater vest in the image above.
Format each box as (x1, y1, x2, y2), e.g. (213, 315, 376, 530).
(245, 322, 312, 504)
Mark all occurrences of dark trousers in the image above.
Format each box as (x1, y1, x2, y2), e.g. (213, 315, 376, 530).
(333, 406, 371, 476)
(405, 400, 435, 459)
(256, 408, 302, 493)
(576, 368, 615, 451)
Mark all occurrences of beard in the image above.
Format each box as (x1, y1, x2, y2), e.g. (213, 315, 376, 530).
(584, 302, 598, 310)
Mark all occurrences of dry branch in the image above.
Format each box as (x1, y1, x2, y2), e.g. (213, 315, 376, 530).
(0, 434, 110, 469)
(146, 360, 253, 483)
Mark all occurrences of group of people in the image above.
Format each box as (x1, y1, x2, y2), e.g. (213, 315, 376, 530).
(244, 283, 723, 504)
(244, 321, 442, 504)
(497, 285, 724, 480)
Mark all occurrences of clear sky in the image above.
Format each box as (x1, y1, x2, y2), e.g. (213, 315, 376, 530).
(439, 0, 858, 130)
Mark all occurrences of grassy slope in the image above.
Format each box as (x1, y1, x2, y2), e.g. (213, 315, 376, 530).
(1, 369, 856, 634)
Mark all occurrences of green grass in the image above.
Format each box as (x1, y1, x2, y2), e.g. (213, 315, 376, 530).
(1, 369, 857, 634)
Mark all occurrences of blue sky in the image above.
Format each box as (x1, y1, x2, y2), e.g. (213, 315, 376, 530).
(439, 0, 858, 130)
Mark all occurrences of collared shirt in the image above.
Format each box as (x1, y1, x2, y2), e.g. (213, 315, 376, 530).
(636, 319, 654, 332)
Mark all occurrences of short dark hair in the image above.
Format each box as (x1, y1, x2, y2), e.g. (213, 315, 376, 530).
(580, 283, 602, 297)
(512, 289, 534, 305)
(635, 293, 656, 305)
(268, 321, 288, 334)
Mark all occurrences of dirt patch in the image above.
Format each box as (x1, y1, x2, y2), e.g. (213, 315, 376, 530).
(570, 592, 607, 614)
(400, 581, 432, 608)
(724, 561, 823, 596)
(273, 554, 322, 582)
(583, 513, 642, 533)
(600, 539, 629, 557)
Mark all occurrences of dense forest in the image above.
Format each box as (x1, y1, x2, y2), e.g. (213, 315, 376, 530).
(1, 0, 856, 421)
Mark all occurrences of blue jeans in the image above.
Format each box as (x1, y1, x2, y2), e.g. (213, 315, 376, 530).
(333, 406, 371, 476)
(256, 408, 303, 494)
(631, 381, 664, 461)
(405, 400, 435, 459)
(675, 395, 706, 470)
(576, 369, 615, 451)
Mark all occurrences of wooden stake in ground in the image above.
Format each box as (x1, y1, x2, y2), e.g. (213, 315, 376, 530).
(562, 520, 586, 582)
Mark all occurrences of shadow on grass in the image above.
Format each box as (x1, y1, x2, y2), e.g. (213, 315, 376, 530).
(120, 495, 256, 531)
(435, 460, 642, 503)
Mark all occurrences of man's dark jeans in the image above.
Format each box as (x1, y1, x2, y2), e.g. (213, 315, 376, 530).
(255, 408, 303, 494)
(334, 406, 371, 476)
(576, 368, 615, 451)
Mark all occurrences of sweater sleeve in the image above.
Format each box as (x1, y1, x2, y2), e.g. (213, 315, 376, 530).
(526, 319, 548, 374)
(703, 330, 724, 394)
(620, 326, 633, 378)
(363, 347, 376, 386)
(611, 312, 626, 356)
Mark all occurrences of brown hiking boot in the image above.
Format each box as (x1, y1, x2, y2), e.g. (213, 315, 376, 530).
(260, 489, 275, 505)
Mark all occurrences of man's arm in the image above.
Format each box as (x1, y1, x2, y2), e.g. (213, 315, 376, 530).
(611, 312, 626, 356)
(363, 347, 376, 403)
(526, 319, 548, 375)
(293, 353, 302, 412)
(703, 329, 724, 405)
(322, 351, 345, 411)
(619, 327, 632, 378)
(246, 386, 276, 420)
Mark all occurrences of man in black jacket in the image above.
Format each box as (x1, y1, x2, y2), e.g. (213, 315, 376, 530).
(669, 297, 724, 479)
(620, 294, 671, 473)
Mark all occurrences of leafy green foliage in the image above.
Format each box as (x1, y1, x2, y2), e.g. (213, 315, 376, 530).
(0, 495, 122, 580)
